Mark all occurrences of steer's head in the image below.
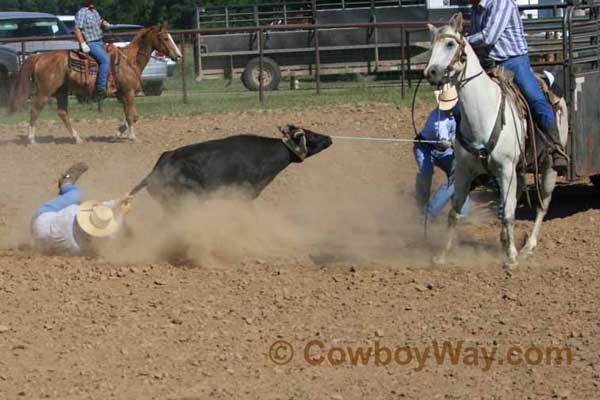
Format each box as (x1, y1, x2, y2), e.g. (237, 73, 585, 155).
(280, 125, 333, 162)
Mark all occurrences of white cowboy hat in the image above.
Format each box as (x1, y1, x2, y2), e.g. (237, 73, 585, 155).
(434, 84, 459, 111)
(76, 201, 120, 238)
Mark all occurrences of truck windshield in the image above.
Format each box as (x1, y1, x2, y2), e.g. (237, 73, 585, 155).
(0, 18, 70, 38)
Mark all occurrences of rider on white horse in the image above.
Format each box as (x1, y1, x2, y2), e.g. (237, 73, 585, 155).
(467, 0, 568, 175)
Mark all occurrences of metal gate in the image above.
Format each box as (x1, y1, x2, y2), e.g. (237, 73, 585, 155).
(565, 3, 600, 178)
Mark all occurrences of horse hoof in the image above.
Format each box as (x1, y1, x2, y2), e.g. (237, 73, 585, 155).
(519, 247, 534, 259)
(75, 137, 84, 144)
(28, 139, 37, 146)
(432, 255, 447, 266)
(503, 259, 518, 271)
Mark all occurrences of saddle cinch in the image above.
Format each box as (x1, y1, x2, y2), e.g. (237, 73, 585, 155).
(461, 67, 564, 172)
(68, 43, 120, 96)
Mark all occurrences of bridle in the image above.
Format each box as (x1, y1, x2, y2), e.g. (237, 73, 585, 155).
(431, 32, 483, 88)
(128, 28, 176, 73)
(135, 29, 173, 60)
(156, 31, 172, 50)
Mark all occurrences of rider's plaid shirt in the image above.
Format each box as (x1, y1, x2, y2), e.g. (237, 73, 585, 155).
(467, 0, 528, 62)
(75, 6, 103, 42)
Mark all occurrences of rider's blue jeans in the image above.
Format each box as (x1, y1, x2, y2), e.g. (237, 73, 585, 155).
(498, 55, 555, 129)
(88, 40, 110, 92)
(414, 144, 469, 219)
(33, 184, 81, 219)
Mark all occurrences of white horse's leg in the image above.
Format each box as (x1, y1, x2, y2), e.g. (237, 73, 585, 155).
(433, 165, 472, 265)
(498, 167, 519, 268)
(521, 167, 557, 257)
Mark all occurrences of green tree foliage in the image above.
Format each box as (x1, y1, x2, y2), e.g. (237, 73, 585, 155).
(0, 0, 248, 28)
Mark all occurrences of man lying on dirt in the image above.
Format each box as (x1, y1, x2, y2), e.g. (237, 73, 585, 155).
(414, 84, 469, 220)
(467, 0, 568, 175)
(31, 163, 133, 255)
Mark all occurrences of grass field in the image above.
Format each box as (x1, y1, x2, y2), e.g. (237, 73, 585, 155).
(0, 77, 435, 125)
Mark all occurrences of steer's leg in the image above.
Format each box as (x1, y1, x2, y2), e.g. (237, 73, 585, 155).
(521, 165, 557, 257)
(498, 166, 519, 269)
(433, 163, 472, 265)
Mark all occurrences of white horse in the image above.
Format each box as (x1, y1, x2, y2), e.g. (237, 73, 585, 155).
(424, 14, 568, 268)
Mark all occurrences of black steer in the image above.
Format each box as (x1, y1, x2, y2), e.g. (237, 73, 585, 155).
(130, 125, 332, 206)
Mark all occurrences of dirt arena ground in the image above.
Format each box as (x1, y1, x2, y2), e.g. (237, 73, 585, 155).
(0, 103, 599, 399)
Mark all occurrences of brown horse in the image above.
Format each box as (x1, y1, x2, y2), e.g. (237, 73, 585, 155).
(8, 21, 182, 144)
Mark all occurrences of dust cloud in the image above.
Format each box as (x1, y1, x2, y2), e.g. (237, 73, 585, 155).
(2, 134, 500, 267)
(100, 144, 441, 267)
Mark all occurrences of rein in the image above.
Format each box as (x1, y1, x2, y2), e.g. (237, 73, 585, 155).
(432, 31, 502, 164)
(434, 30, 545, 209)
(433, 32, 484, 88)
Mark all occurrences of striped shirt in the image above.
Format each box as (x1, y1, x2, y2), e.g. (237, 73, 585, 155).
(467, 0, 528, 62)
(75, 6, 104, 42)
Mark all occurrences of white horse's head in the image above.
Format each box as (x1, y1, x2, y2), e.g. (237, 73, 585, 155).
(424, 13, 467, 86)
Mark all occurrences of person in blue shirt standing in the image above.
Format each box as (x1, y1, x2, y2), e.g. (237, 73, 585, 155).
(467, 0, 568, 175)
(414, 85, 469, 219)
(74, 0, 113, 99)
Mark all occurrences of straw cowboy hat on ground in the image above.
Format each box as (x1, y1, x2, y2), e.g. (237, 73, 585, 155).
(434, 84, 459, 111)
(76, 201, 120, 238)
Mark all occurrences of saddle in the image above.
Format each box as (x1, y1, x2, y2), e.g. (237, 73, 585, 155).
(463, 67, 563, 171)
(461, 67, 566, 207)
(68, 43, 120, 96)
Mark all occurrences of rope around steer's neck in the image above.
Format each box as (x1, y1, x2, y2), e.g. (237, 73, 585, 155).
(282, 136, 308, 161)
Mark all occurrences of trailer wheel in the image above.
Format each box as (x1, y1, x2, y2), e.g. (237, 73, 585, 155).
(242, 57, 281, 91)
(591, 175, 600, 192)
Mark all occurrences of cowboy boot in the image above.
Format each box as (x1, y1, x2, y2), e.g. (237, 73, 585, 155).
(58, 162, 89, 190)
(95, 85, 117, 113)
(542, 120, 568, 176)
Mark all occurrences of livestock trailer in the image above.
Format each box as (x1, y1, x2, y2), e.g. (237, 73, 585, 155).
(558, 1, 600, 184)
(509, 0, 600, 184)
(194, 0, 473, 90)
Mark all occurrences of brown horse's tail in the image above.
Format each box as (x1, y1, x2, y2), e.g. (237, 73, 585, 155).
(8, 54, 38, 113)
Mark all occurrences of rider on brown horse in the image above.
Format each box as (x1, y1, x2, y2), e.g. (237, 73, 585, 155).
(74, 0, 114, 102)
(8, 22, 181, 144)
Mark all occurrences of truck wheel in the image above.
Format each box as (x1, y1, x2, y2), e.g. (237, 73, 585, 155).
(0, 69, 9, 108)
(591, 175, 600, 191)
(143, 81, 164, 96)
(242, 57, 281, 91)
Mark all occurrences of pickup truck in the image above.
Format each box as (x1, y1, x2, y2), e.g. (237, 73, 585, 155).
(0, 45, 17, 107)
(0, 12, 76, 106)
